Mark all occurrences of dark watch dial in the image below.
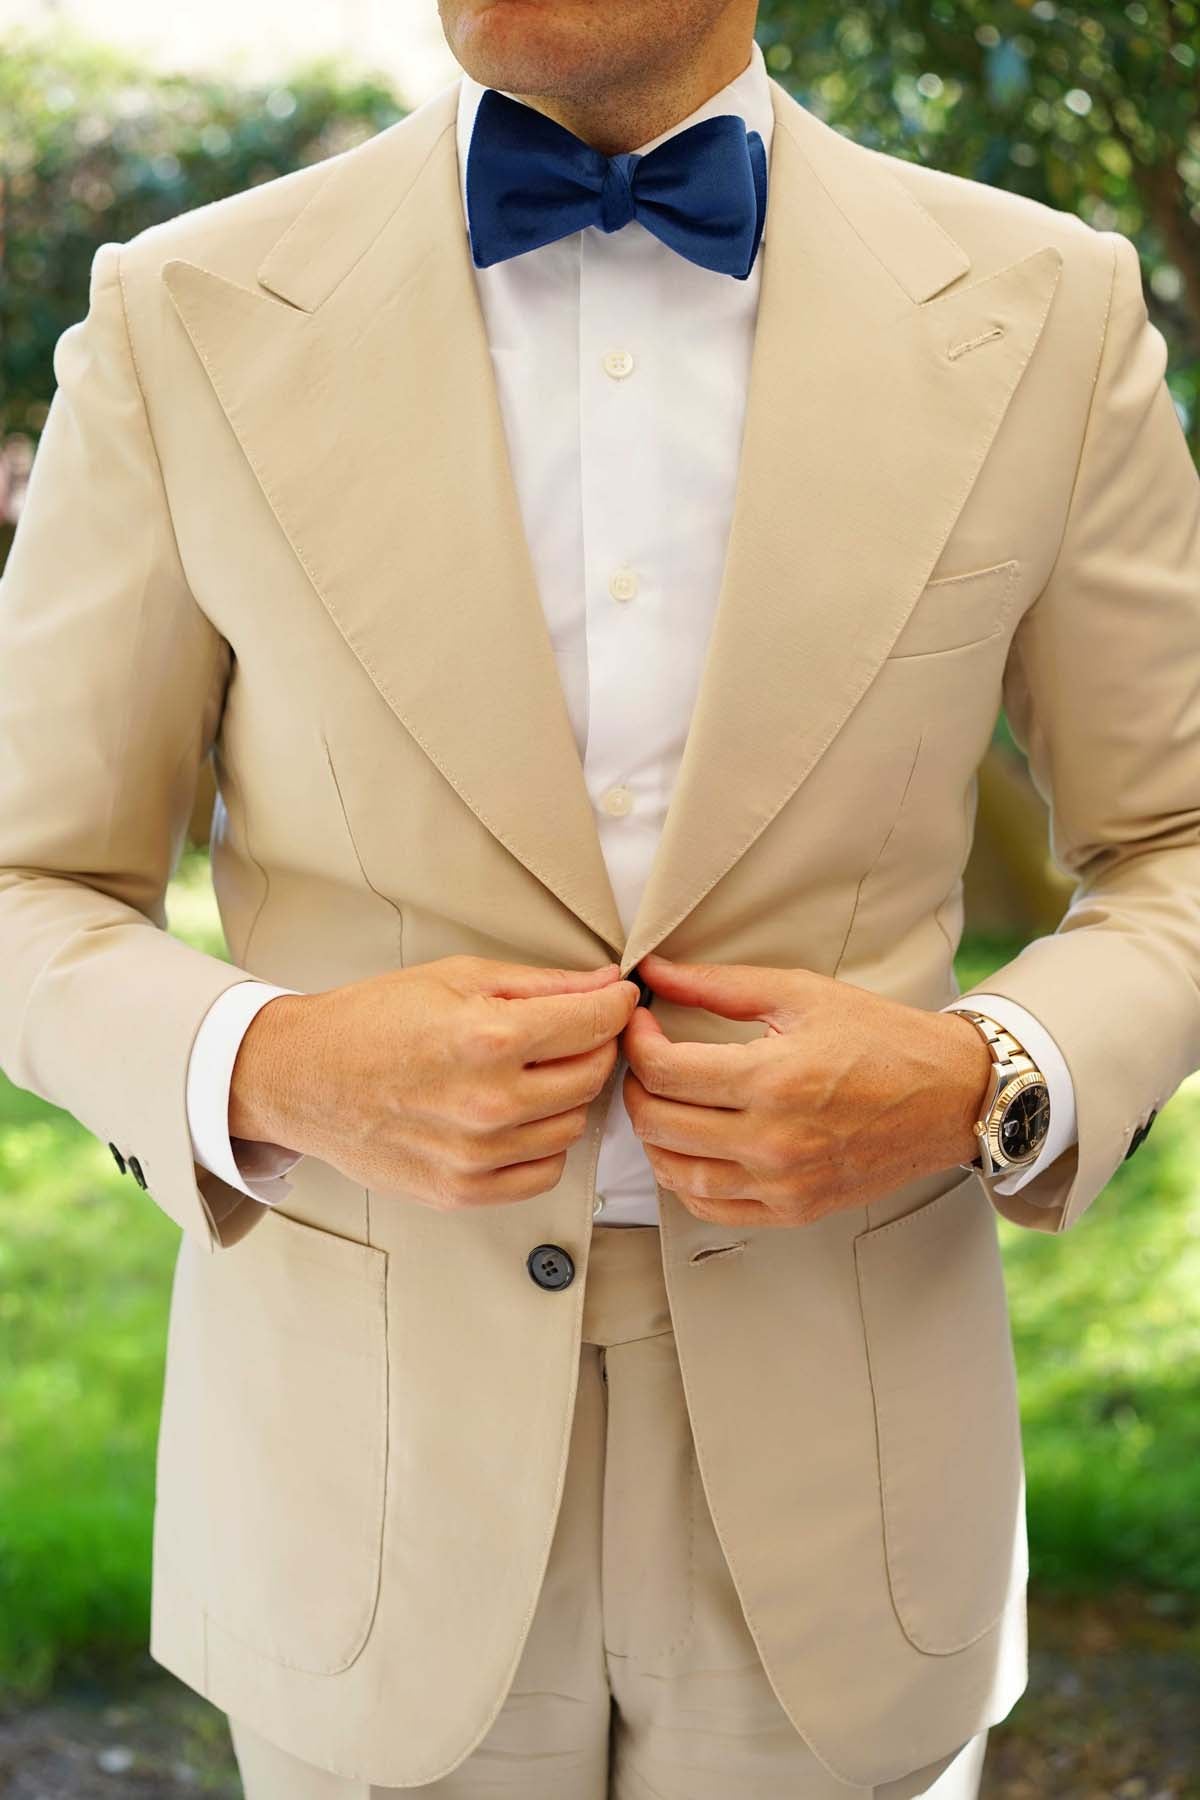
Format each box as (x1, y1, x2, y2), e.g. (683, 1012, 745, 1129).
(999, 1081, 1050, 1160)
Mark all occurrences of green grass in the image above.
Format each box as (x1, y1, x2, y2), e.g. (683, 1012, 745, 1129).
(0, 863, 1198, 1695)
(1001, 1089, 1200, 1598)
(0, 850, 227, 1695)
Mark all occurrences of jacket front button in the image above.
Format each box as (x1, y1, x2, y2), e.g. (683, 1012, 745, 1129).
(527, 1243, 575, 1291)
(108, 1142, 127, 1175)
(127, 1155, 147, 1190)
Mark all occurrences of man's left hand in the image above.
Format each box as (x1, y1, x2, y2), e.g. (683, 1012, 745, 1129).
(621, 952, 994, 1228)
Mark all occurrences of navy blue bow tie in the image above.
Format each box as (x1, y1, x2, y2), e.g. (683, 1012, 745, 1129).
(465, 87, 767, 280)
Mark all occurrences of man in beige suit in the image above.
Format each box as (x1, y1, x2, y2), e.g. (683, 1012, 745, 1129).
(2, 0, 1199, 1793)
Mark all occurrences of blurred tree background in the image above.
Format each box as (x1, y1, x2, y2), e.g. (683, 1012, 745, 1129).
(0, 38, 405, 564)
(1, 10, 1199, 1781)
(757, 0, 1199, 454)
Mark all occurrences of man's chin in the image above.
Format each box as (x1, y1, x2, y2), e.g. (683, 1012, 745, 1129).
(446, 0, 623, 99)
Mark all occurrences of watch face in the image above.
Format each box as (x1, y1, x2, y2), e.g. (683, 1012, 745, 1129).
(1000, 1080, 1050, 1161)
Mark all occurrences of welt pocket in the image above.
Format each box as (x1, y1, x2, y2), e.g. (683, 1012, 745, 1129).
(887, 560, 1020, 661)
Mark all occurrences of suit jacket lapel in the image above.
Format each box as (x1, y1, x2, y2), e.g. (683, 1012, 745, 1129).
(618, 84, 1062, 970)
(163, 82, 628, 958)
(162, 75, 1062, 975)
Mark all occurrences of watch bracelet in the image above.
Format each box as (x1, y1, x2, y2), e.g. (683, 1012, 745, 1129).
(955, 1008, 1046, 1175)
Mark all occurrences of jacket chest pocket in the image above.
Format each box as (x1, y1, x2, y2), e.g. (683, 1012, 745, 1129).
(887, 559, 1021, 660)
(853, 1171, 1027, 1654)
(198, 1207, 389, 1674)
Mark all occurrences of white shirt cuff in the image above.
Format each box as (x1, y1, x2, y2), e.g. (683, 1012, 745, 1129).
(940, 993, 1077, 1195)
(186, 981, 304, 1205)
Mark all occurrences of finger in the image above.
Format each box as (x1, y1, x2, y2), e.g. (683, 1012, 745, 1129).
(643, 1145, 758, 1199)
(447, 1103, 592, 1171)
(449, 1152, 572, 1207)
(625, 1078, 748, 1160)
(515, 1041, 620, 1122)
(621, 1003, 764, 1105)
(512, 977, 640, 1062)
(676, 1191, 775, 1228)
(477, 959, 623, 999)
(647, 1152, 770, 1224)
(637, 952, 801, 1026)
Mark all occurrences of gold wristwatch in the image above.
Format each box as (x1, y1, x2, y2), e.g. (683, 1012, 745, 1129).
(955, 1010, 1051, 1176)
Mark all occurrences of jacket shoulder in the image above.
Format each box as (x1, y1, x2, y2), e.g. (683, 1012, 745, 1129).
(117, 152, 339, 293)
(867, 140, 1117, 287)
(114, 98, 436, 296)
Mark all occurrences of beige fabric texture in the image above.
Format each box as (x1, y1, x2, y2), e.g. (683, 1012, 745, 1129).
(1, 63, 1198, 1794)
(227, 1222, 990, 1799)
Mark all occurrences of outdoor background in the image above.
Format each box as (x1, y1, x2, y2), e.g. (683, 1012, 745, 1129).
(1, 1, 1198, 1795)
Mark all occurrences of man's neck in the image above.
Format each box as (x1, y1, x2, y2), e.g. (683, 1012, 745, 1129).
(508, 36, 756, 158)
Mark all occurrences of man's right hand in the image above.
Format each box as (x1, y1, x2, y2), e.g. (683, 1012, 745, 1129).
(227, 955, 639, 1209)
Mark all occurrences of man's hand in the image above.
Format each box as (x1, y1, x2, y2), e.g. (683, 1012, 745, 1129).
(229, 956, 640, 1210)
(621, 952, 994, 1227)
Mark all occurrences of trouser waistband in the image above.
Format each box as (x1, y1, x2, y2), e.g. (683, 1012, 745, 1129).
(580, 1222, 671, 1348)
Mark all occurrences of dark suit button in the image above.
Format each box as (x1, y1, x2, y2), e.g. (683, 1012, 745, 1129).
(1124, 1108, 1158, 1161)
(527, 1243, 575, 1291)
(127, 1155, 147, 1190)
(631, 970, 652, 1007)
(108, 1142, 127, 1175)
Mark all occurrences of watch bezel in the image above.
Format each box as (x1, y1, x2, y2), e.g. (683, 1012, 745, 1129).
(986, 1069, 1051, 1168)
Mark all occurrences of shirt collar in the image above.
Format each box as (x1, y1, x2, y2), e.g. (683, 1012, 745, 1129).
(455, 35, 774, 250)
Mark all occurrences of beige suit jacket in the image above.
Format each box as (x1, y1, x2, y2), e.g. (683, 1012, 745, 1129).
(2, 67, 1199, 1791)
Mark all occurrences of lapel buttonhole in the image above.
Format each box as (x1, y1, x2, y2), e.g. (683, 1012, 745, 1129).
(947, 325, 1006, 362)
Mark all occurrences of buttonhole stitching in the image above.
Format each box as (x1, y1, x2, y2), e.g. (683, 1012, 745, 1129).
(947, 325, 1004, 361)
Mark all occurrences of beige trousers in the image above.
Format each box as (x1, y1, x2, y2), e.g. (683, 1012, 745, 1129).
(228, 1222, 989, 1799)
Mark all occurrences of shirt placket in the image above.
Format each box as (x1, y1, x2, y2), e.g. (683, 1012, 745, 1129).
(578, 220, 664, 937)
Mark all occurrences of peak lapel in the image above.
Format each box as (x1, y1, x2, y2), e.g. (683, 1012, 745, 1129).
(618, 82, 1062, 975)
(162, 82, 627, 959)
(162, 76, 1062, 983)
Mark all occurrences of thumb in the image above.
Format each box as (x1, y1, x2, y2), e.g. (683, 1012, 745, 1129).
(637, 953, 798, 1027)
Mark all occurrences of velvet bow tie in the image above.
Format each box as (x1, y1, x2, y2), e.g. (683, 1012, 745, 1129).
(465, 86, 768, 280)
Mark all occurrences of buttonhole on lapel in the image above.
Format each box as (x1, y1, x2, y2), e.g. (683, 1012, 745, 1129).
(690, 1240, 748, 1264)
(947, 325, 1005, 362)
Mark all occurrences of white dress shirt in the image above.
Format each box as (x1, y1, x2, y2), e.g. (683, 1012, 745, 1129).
(185, 39, 1077, 1222)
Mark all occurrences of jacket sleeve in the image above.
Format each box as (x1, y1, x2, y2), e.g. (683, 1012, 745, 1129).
(954, 228, 1200, 1236)
(0, 240, 277, 1253)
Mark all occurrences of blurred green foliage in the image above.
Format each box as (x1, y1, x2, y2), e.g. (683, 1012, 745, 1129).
(758, 0, 1200, 454)
(0, 34, 405, 450)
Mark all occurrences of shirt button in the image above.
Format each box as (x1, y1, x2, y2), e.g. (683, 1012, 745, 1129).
(601, 785, 633, 818)
(593, 1192, 607, 1218)
(602, 349, 635, 379)
(609, 567, 638, 602)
